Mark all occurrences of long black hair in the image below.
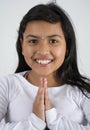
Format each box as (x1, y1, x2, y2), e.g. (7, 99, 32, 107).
(15, 2, 90, 97)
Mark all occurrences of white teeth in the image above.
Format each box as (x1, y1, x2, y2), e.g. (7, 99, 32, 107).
(36, 60, 52, 64)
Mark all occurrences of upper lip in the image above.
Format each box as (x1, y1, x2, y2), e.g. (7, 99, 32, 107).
(33, 56, 54, 60)
(34, 58, 53, 60)
(34, 57, 54, 61)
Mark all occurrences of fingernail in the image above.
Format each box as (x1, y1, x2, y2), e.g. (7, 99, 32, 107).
(44, 78, 47, 84)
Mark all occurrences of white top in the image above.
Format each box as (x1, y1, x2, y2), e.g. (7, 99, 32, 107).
(0, 71, 90, 130)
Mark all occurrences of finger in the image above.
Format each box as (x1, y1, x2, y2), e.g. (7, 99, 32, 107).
(45, 86, 49, 101)
(40, 77, 47, 89)
(45, 86, 53, 110)
(36, 88, 44, 102)
(35, 79, 44, 103)
(36, 77, 44, 96)
(43, 78, 47, 89)
(40, 77, 48, 105)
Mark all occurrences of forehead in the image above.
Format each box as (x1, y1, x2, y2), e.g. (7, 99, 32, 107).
(24, 21, 64, 36)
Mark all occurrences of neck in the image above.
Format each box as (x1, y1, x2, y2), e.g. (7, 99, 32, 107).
(26, 70, 62, 87)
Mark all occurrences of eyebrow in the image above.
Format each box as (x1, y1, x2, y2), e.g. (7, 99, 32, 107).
(24, 34, 63, 39)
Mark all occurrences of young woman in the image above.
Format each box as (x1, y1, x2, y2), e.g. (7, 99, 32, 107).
(0, 2, 90, 130)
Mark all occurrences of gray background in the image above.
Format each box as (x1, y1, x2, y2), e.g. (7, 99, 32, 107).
(0, 0, 90, 78)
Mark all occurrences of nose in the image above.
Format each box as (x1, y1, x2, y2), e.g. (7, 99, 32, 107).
(36, 42, 50, 55)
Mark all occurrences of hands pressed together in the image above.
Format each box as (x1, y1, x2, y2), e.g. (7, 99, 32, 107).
(33, 78, 53, 121)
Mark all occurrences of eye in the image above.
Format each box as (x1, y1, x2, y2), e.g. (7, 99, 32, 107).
(28, 39, 38, 44)
(49, 39, 58, 44)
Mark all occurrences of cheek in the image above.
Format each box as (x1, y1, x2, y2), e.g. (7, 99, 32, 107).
(55, 46, 66, 60)
(22, 47, 32, 59)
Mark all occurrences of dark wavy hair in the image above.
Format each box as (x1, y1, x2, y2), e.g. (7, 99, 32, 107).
(15, 2, 90, 97)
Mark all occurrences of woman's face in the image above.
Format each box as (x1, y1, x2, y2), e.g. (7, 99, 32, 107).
(21, 21, 66, 77)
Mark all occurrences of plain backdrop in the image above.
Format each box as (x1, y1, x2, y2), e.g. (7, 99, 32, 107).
(0, 0, 90, 78)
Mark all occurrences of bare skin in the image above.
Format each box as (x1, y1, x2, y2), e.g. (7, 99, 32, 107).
(21, 21, 66, 121)
(33, 77, 53, 121)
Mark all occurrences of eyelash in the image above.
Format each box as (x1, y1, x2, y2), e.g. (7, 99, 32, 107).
(49, 39, 58, 44)
(28, 39, 58, 44)
(28, 39, 38, 44)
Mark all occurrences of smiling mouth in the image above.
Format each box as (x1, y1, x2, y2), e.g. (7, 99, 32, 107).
(35, 59, 53, 65)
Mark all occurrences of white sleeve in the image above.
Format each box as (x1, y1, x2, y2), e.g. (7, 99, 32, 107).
(0, 77, 46, 130)
(0, 85, 46, 130)
(81, 94, 90, 123)
(0, 113, 46, 130)
(46, 108, 90, 130)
